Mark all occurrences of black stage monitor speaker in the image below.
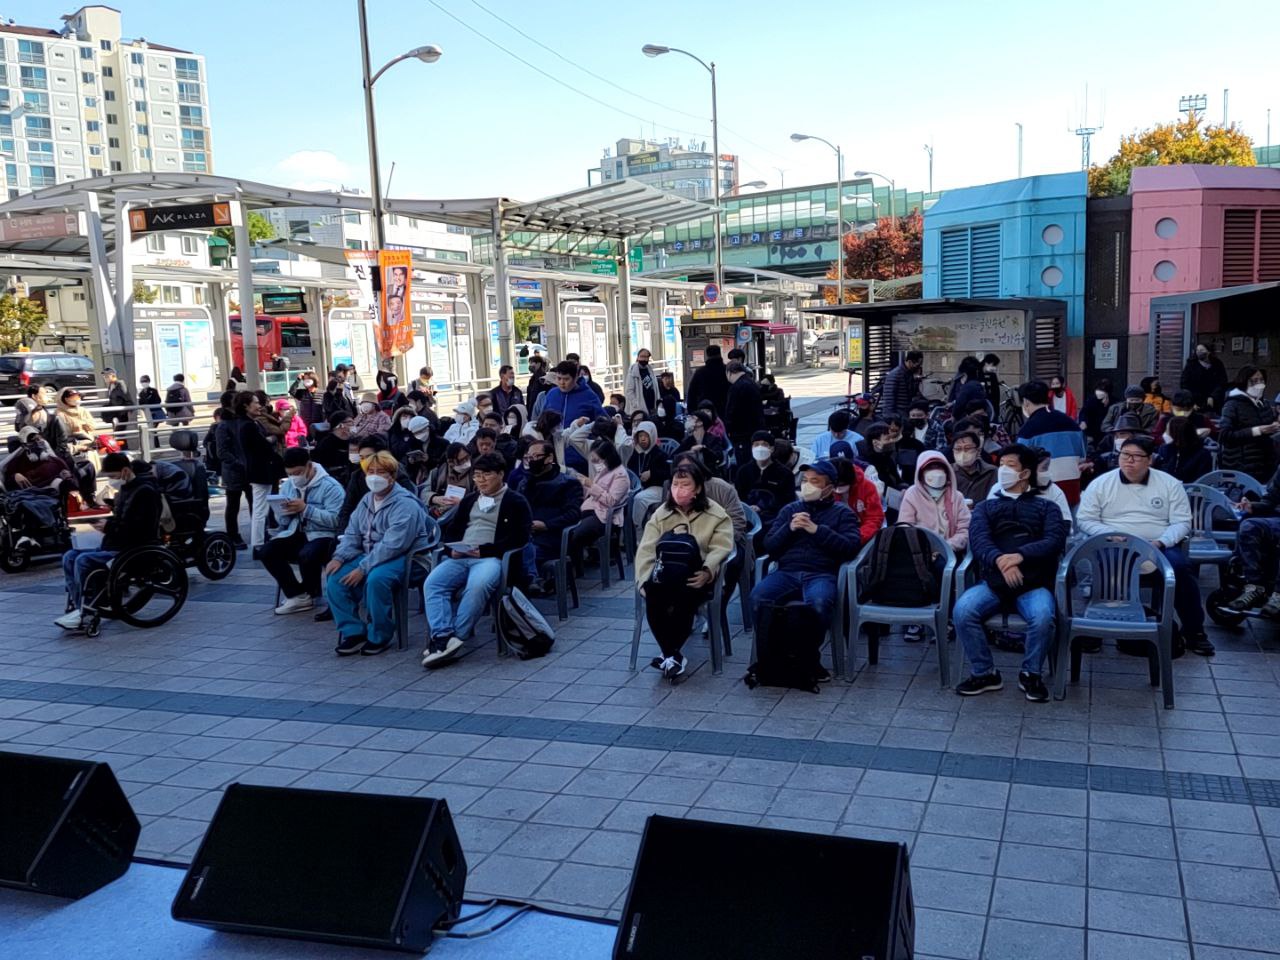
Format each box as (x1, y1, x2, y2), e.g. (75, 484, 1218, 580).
(0, 750, 140, 900)
(615, 815, 914, 960)
(171, 784, 466, 954)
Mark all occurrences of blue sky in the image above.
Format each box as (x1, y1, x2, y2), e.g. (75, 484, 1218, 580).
(15, 0, 1280, 199)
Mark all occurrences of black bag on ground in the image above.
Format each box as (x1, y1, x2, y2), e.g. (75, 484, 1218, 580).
(651, 524, 703, 586)
(865, 524, 939, 607)
(744, 601, 825, 694)
(496, 587, 555, 660)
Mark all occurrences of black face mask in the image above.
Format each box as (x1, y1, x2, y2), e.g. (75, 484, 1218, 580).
(910, 418, 926, 429)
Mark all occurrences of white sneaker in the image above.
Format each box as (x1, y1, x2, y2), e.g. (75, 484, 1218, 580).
(54, 610, 84, 631)
(274, 594, 314, 616)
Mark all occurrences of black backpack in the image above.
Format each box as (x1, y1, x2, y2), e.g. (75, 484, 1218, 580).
(651, 524, 703, 585)
(744, 601, 825, 694)
(496, 587, 555, 660)
(865, 524, 939, 607)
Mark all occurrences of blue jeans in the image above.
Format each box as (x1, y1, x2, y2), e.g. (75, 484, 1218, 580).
(62, 549, 118, 609)
(955, 582, 1056, 677)
(324, 556, 407, 649)
(1237, 517, 1280, 588)
(750, 570, 838, 626)
(1161, 543, 1205, 637)
(425, 556, 502, 642)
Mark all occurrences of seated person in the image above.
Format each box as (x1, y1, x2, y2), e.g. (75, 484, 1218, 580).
(810, 409, 864, 459)
(147, 458, 194, 503)
(1152, 389, 1211, 442)
(950, 430, 997, 503)
(859, 422, 908, 515)
(3, 427, 74, 493)
(428, 442, 476, 516)
(1225, 463, 1280, 616)
(750, 460, 861, 658)
(469, 426, 503, 464)
(899, 451, 971, 554)
(735, 430, 795, 541)
(954, 444, 1069, 702)
(906, 401, 945, 452)
(826, 444, 884, 548)
(566, 439, 631, 571)
(1101, 385, 1158, 436)
(1091, 412, 1145, 474)
(263, 447, 345, 616)
(516, 440, 584, 594)
(673, 450, 750, 621)
(313, 413, 355, 480)
(1077, 435, 1212, 656)
(323, 451, 429, 656)
(387, 407, 422, 462)
(635, 459, 735, 679)
(1153, 415, 1213, 484)
(987, 447, 1073, 525)
(628, 421, 671, 535)
(422, 452, 532, 667)
(337, 434, 416, 531)
(677, 409, 727, 475)
(55, 453, 163, 632)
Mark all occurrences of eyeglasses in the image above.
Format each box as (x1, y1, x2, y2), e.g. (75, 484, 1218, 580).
(1117, 452, 1150, 462)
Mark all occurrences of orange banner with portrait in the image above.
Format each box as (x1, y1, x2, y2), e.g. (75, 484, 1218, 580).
(377, 250, 413, 357)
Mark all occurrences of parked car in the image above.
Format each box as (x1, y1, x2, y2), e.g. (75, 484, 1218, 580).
(0, 352, 98, 403)
(812, 331, 842, 357)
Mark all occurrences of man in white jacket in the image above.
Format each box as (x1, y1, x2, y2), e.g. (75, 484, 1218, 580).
(1076, 434, 1212, 655)
(623, 348, 658, 417)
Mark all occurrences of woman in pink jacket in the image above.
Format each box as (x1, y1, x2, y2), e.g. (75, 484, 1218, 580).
(898, 449, 971, 553)
(275, 398, 310, 449)
(567, 438, 632, 570)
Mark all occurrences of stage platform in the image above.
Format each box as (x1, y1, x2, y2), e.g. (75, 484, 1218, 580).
(0, 862, 617, 959)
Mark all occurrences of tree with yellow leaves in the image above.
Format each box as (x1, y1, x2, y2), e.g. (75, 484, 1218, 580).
(1089, 112, 1255, 197)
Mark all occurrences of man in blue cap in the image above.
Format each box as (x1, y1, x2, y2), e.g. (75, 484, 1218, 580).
(750, 459, 862, 648)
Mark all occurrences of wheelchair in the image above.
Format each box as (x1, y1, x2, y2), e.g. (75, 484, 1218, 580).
(77, 543, 190, 638)
(162, 430, 236, 582)
(0, 486, 73, 573)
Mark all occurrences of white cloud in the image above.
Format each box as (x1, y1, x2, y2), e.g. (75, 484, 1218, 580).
(272, 150, 362, 192)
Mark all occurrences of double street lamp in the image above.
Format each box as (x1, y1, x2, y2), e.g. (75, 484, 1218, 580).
(791, 132, 844, 305)
(855, 169, 897, 229)
(642, 44, 724, 295)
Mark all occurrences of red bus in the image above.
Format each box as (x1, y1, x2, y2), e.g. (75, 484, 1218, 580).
(230, 314, 313, 372)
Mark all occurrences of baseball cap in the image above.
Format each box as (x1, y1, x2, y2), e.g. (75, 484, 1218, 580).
(798, 460, 840, 482)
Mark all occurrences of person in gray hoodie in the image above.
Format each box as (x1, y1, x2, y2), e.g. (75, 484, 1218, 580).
(263, 447, 346, 616)
(324, 451, 430, 656)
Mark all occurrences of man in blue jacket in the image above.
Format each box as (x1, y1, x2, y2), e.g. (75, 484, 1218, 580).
(263, 447, 346, 616)
(955, 443, 1068, 702)
(516, 439, 584, 593)
(750, 459, 861, 646)
(532, 361, 605, 470)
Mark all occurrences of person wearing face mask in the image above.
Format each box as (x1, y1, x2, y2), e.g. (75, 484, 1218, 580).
(489, 364, 525, 418)
(429, 442, 476, 516)
(899, 450, 972, 552)
(950, 431, 997, 502)
(386, 406, 423, 462)
(825, 444, 885, 548)
(323, 451, 429, 656)
(1078, 378, 1113, 449)
(262, 447, 345, 616)
(1046, 373, 1078, 420)
(135, 375, 164, 425)
(1218, 365, 1279, 481)
(233, 390, 285, 551)
(350, 391, 392, 440)
(55, 452, 162, 632)
(1014, 380, 1086, 505)
(625, 348, 658, 416)
(627, 421, 673, 535)
(444, 400, 480, 446)
(811, 410, 864, 460)
(1180, 342, 1228, 412)
(1094, 413, 1144, 476)
(336, 434, 417, 533)
(565, 439, 631, 573)
(291, 370, 324, 434)
(677, 409, 726, 475)
(3, 426, 74, 493)
(749, 460, 861, 670)
(979, 353, 1003, 409)
(323, 372, 357, 421)
(734, 430, 796, 541)
(1153, 416, 1213, 484)
(906, 401, 944, 452)
(953, 444, 1068, 701)
(859, 422, 906, 515)
(724, 361, 765, 466)
(1151, 389, 1210, 444)
(276, 398, 309, 449)
(406, 415, 448, 476)
(516, 439, 584, 595)
(1140, 376, 1171, 416)
(654, 370, 684, 441)
(312, 413, 355, 481)
(504, 404, 528, 441)
(635, 460, 734, 679)
(1101, 385, 1157, 437)
(1077, 434, 1212, 656)
(423, 452, 532, 667)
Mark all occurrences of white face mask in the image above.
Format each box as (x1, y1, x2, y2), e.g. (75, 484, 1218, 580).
(302, 379, 314, 388)
(288, 471, 308, 490)
(1114, 438, 1127, 452)
(954, 449, 978, 468)
(359, 401, 376, 414)
(752, 446, 771, 462)
(997, 465, 1022, 490)
(1162, 433, 1174, 445)
(685, 417, 699, 433)
(413, 430, 431, 442)
(106, 478, 123, 490)
(799, 481, 825, 502)
(923, 469, 948, 491)
(655, 403, 666, 418)
(983, 365, 996, 373)
(365, 473, 391, 494)
(348, 452, 362, 464)
(1095, 390, 1107, 401)
(1248, 382, 1267, 399)
(476, 494, 497, 513)
(455, 460, 471, 473)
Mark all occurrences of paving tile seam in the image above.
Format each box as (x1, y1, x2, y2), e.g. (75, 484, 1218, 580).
(4, 677, 1280, 809)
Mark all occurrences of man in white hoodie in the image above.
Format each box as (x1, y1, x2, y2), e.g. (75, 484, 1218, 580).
(1076, 434, 1211, 656)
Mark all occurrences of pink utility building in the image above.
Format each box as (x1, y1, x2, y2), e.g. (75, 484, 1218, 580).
(1128, 164, 1280, 389)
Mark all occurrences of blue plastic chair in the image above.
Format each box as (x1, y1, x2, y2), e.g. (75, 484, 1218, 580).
(657, 437, 680, 457)
(1183, 483, 1239, 573)
(843, 526, 957, 687)
(1052, 533, 1177, 708)
(738, 509, 762, 632)
(749, 554, 854, 673)
(621, 469, 644, 566)
(1198, 469, 1266, 500)
(552, 525, 580, 621)
(630, 547, 736, 675)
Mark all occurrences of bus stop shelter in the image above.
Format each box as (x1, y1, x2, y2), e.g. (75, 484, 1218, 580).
(1149, 280, 1280, 387)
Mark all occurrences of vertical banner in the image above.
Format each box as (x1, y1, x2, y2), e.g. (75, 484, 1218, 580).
(345, 249, 380, 333)
(378, 250, 413, 358)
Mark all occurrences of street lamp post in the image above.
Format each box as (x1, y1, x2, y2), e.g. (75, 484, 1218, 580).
(357, 0, 442, 252)
(791, 133, 843, 305)
(855, 170, 896, 229)
(642, 44, 723, 295)
(923, 144, 933, 193)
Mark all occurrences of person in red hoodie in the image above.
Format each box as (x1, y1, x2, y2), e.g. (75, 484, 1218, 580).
(1047, 373, 1079, 421)
(827, 440, 885, 545)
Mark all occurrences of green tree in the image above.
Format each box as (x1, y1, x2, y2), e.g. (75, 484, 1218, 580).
(132, 279, 159, 304)
(0, 294, 48, 352)
(213, 210, 277, 251)
(513, 307, 541, 342)
(1089, 112, 1256, 197)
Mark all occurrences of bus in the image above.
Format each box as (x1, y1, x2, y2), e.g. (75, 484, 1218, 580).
(230, 314, 313, 372)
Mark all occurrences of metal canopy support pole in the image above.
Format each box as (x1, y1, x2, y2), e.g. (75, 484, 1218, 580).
(233, 198, 261, 389)
(492, 205, 514, 369)
(710, 61, 723, 295)
(646, 287, 664, 363)
(84, 191, 124, 380)
(540, 279, 563, 361)
(309, 289, 330, 377)
(112, 194, 136, 387)
(618, 237, 633, 373)
(208, 282, 230, 389)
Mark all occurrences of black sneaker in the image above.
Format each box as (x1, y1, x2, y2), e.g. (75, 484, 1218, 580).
(1018, 671, 1049, 702)
(335, 634, 367, 656)
(665, 653, 686, 679)
(232, 538, 249, 551)
(314, 607, 334, 622)
(361, 641, 389, 657)
(956, 671, 1003, 696)
(1078, 637, 1102, 654)
(1185, 633, 1216, 657)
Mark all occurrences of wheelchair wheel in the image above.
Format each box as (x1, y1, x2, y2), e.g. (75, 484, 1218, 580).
(108, 546, 189, 628)
(196, 532, 236, 581)
(84, 614, 102, 638)
(1206, 587, 1248, 628)
(0, 547, 29, 573)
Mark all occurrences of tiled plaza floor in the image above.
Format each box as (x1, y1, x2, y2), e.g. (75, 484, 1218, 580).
(3, 366, 1280, 959)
